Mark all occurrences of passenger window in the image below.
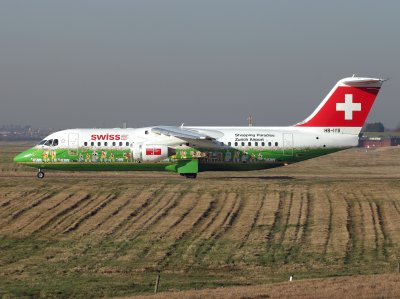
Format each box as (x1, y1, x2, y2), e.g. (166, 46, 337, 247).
(112, 142, 116, 146)
(104, 142, 108, 146)
(84, 142, 88, 146)
(98, 142, 101, 146)
(268, 142, 272, 147)
(228, 142, 231, 146)
(248, 142, 251, 146)
(275, 142, 278, 146)
(255, 142, 258, 146)
(126, 142, 129, 146)
(241, 142, 245, 146)
(91, 142, 94, 146)
(145, 130, 149, 134)
(119, 142, 123, 146)
(53, 139, 58, 146)
(234, 142, 238, 146)
(261, 142, 265, 146)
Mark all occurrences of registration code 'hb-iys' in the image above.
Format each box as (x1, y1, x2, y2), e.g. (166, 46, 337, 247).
(324, 128, 341, 133)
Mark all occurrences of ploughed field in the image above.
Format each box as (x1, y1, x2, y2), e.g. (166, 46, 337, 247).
(1, 141, 400, 298)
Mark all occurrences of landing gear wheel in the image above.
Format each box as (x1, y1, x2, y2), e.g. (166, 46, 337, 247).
(37, 171, 45, 179)
(184, 173, 197, 179)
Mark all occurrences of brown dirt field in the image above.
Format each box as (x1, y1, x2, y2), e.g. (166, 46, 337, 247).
(1, 142, 400, 298)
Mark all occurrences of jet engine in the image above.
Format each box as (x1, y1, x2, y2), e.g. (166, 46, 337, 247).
(131, 144, 176, 162)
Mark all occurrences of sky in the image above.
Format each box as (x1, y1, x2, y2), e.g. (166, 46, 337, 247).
(0, 1, 399, 129)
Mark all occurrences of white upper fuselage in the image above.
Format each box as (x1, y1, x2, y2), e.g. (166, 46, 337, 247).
(38, 125, 359, 151)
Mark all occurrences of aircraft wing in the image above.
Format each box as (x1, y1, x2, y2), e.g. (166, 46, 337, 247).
(151, 126, 218, 140)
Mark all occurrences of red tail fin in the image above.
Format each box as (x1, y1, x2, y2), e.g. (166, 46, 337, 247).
(296, 77, 384, 128)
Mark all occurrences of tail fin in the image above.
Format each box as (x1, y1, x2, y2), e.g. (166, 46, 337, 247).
(296, 76, 385, 130)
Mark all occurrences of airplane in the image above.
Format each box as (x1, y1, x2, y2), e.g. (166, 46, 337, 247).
(14, 76, 385, 179)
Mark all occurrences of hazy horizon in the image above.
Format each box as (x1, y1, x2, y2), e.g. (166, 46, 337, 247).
(1, 1, 399, 130)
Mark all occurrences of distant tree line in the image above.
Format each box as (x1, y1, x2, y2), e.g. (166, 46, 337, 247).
(0, 124, 52, 141)
(362, 122, 400, 133)
(363, 122, 385, 132)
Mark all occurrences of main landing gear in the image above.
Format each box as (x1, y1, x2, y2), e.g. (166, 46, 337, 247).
(184, 173, 197, 179)
(37, 169, 45, 179)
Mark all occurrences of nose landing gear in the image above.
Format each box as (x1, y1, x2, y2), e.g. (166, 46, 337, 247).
(37, 169, 45, 179)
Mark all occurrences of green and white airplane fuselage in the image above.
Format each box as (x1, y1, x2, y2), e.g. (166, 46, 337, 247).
(14, 77, 385, 178)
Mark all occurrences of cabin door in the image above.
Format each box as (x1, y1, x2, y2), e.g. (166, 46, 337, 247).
(283, 133, 293, 156)
(68, 133, 79, 155)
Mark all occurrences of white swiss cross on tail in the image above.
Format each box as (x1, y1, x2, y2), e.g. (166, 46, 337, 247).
(295, 76, 384, 128)
(336, 94, 361, 120)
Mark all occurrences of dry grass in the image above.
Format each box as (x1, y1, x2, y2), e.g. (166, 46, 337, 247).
(124, 273, 400, 299)
(1, 142, 400, 298)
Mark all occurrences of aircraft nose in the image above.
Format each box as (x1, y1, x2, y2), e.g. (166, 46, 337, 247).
(14, 149, 34, 163)
(13, 152, 26, 163)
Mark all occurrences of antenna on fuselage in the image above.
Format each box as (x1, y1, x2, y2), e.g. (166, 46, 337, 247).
(247, 114, 253, 127)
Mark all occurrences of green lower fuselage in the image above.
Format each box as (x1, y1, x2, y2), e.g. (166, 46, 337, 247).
(14, 146, 344, 173)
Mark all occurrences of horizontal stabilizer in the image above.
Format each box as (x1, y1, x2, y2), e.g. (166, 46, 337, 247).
(340, 77, 385, 87)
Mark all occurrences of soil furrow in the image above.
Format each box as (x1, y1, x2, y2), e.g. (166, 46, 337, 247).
(13, 192, 76, 233)
(282, 190, 306, 263)
(368, 201, 380, 258)
(279, 191, 293, 244)
(179, 196, 218, 265)
(106, 193, 155, 237)
(96, 189, 156, 236)
(200, 193, 242, 263)
(191, 193, 236, 264)
(266, 191, 285, 243)
(45, 193, 75, 212)
(31, 193, 92, 234)
(357, 198, 366, 258)
(392, 201, 400, 215)
(191, 192, 226, 238)
(294, 193, 304, 242)
(0, 189, 43, 214)
(126, 189, 188, 241)
(0, 190, 34, 208)
(375, 202, 390, 259)
(106, 187, 167, 238)
(323, 193, 333, 257)
(238, 192, 265, 249)
(50, 193, 100, 231)
(63, 194, 117, 234)
(344, 197, 355, 264)
(95, 193, 132, 229)
(11, 191, 58, 220)
(144, 193, 203, 267)
(79, 191, 134, 237)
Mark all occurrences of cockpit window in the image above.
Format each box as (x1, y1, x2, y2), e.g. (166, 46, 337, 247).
(53, 139, 58, 146)
(44, 139, 53, 146)
(38, 140, 47, 145)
